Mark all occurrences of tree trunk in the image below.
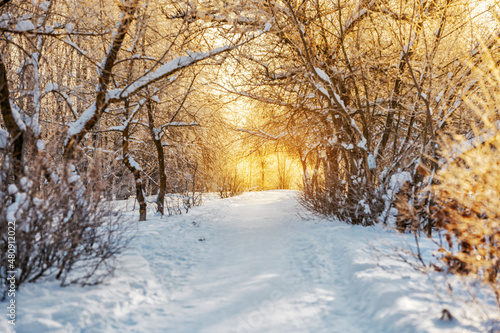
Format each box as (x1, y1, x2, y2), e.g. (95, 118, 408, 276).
(323, 146, 339, 190)
(123, 154, 147, 221)
(300, 152, 310, 193)
(311, 150, 321, 193)
(122, 103, 147, 221)
(134, 174, 147, 221)
(146, 101, 166, 215)
(0, 53, 24, 179)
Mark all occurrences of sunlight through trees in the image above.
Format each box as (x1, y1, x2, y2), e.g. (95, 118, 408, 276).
(1, 0, 500, 313)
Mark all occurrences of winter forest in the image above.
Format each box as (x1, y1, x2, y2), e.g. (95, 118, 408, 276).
(1, 0, 500, 331)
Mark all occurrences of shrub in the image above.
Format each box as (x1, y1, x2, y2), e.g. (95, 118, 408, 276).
(217, 171, 244, 199)
(0, 146, 131, 298)
(392, 166, 436, 235)
(397, 46, 500, 305)
(299, 181, 385, 226)
(431, 131, 500, 304)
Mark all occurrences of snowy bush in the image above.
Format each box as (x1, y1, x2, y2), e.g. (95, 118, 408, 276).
(299, 181, 384, 226)
(391, 166, 437, 235)
(161, 192, 203, 215)
(0, 146, 131, 297)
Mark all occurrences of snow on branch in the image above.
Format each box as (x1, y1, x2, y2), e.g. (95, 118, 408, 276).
(61, 38, 88, 57)
(0, 24, 109, 37)
(312, 70, 368, 152)
(106, 28, 270, 102)
(9, 101, 27, 132)
(66, 17, 270, 157)
(154, 122, 199, 141)
(108, 100, 145, 132)
(314, 68, 332, 85)
(164, 7, 271, 31)
(42, 83, 78, 119)
(0, 128, 8, 149)
(123, 153, 142, 172)
(65, 103, 96, 145)
(64, 1, 139, 156)
(109, 45, 249, 102)
(161, 121, 199, 128)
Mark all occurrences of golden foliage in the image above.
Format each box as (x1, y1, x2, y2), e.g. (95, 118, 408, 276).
(433, 133, 500, 292)
(393, 41, 500, 303)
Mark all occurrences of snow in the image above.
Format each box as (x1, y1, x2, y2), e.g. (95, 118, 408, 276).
(65, 23, 74, 34)
(333, 91, 348, 112)
(106, 88, 123, 101)
(0, 13, 10, 29)
(315, 68, 331, 84)
(380, 171, 413, 225)
(357, 136, 367, 150)
(314, 82, 330, 99)
(348, 119, 367, 151)
(2, 191, 498, 332)
(389, 171, 412, 194)
(120, 46, 234, 98)
(125, 153, 142, 171)
(163, 121, 198, 127)
(65, 103, 96, 144)
(9, 102, 27, 132)
(367, 152, 376, 170)
(436, 91, 444, 103)
(15, 20, 35, 32)
(44, 83, 59, 93)
(109, 125, 125, 131)
(62, 39, 86, 56)
(39, 1, 50, 11)
(7, 184, 18, 195)
(446, 126, 500, 158)
(359, 199, 371, 214)
(0, 129, 8, 149)
(109, 101, 145, 132)
(6, 192, 27, 222)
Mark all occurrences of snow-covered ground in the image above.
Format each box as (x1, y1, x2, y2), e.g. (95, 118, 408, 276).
(2, 190, 499, 332)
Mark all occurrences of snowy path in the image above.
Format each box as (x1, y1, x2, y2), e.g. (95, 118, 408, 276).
(4, 191, 495, 332)
(162, 191, 359, 333)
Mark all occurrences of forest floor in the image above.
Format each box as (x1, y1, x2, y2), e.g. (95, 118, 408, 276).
(3, 190, 499, 332)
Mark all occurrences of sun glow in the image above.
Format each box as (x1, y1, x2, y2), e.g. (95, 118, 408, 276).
(235, 150, 303, 191)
